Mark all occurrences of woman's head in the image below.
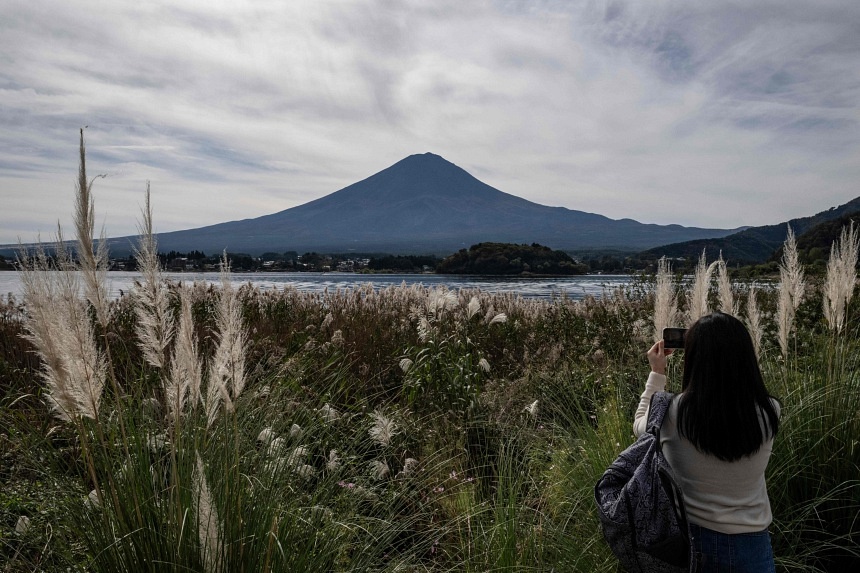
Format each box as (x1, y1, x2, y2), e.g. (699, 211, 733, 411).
(682, 311, 760, 393)
(677, 312, 779, 461)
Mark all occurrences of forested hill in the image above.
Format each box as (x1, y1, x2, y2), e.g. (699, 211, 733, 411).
(769, 210, 860, 270)
(638, 196, 860, 264)
(437, 243, 588, 275)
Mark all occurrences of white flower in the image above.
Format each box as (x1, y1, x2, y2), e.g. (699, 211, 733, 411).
(15, 515, 31, 534)
(288, 446, 308, 468)
(417, 316, 431, 342)
(467, 296, 481, 319)
(321, 312, 334, 329)
(320, 403, 340, 423)
(399, 358, 413, 373)
(369, 460, 390, 481)
(428, 290, 458, 316)
(289, 423, 303, 440)
(296, 464, 316, 480)
(267, 436, 286, 456)
(397, 457, 419, 478)
(257, 427, 275, 445)
(369, 409, 398, 447)
(85, 489, 101, 510)
(489, 313, 507, 325)
(327, 449, 341, 472)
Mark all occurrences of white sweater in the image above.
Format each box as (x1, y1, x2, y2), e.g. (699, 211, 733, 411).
(633, 372, 779, 535)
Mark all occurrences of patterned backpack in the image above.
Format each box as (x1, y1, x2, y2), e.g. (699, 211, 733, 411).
(594, 392, 695, 572)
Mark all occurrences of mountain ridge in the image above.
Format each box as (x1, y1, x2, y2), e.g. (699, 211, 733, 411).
(638, 196, 860, 264)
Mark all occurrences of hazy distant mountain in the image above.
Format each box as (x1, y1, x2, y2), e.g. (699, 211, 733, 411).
(638, 197, 860, 264)
(4, 153, 741, 257)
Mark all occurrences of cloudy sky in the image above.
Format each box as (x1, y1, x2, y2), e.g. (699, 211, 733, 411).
(2, 0, 859, 245)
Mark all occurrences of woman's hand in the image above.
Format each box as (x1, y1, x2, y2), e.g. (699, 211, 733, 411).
(647, 340, 673, 375)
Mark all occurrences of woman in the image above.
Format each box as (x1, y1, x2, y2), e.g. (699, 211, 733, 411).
(635, 312, 781, 573)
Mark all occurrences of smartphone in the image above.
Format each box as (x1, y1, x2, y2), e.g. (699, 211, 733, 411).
(662, 327, 687, 349)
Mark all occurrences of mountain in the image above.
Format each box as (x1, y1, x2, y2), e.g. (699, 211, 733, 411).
(638, 197, 860, 264)
(4, 153, 740, 257)
(127, 153, 743, 255)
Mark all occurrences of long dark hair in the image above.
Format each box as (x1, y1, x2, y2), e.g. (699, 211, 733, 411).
(677, 312, 780, 461)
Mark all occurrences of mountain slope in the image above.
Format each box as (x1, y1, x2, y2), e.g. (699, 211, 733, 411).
(103, 153, 740, 256)
(638, 197, 860, 264)
(776, 209, 860, 267)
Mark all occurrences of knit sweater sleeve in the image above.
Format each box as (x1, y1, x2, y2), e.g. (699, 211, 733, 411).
(633, 372, 667, 437)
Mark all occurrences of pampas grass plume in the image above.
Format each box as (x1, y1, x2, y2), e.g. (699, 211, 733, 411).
(653, 256, 679, 340)
(745, 283, 764, 357)
(209, 252, 247, 403)
(133, 184, 174, 370)
(166, 285, 200, 421)
(777, 225, 805, 356)
(715, 252, 736, 315)
(19, 240, 105, 422)
(369, 409, 397, 447)
(687, 250, 717, 324)
(205, 253, 247, 426)
(823, 221, 859, 332)
(467, 296, 481, 319)
(73, 129, 110, 328)
(399, 357, 413, 373)
(488, 312, 507, 325)
(369, 460, 390, 481)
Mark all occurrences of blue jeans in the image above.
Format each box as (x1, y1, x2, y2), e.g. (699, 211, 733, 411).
(689, 523, 776, 573)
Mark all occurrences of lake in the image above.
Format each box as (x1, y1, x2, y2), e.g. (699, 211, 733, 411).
(0, 270, 634, 301)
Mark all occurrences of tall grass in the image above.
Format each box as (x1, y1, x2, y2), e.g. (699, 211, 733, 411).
(2, 140, 859, 572)
(687, 249, 716, 324)
(778, 225, 805, 359)
(823, 221, 859, 334)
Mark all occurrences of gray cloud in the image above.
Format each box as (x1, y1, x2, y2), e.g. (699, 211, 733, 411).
(1, 0, 859, 246)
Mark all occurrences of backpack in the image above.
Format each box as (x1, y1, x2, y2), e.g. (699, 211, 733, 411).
(594, 392, 695, 572)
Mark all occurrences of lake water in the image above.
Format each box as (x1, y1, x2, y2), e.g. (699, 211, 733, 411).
(0, 270, 633, 301)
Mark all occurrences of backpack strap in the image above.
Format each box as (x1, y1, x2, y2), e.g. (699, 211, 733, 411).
(646, 391, 675, 436)
(649, 391, 693, 552)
